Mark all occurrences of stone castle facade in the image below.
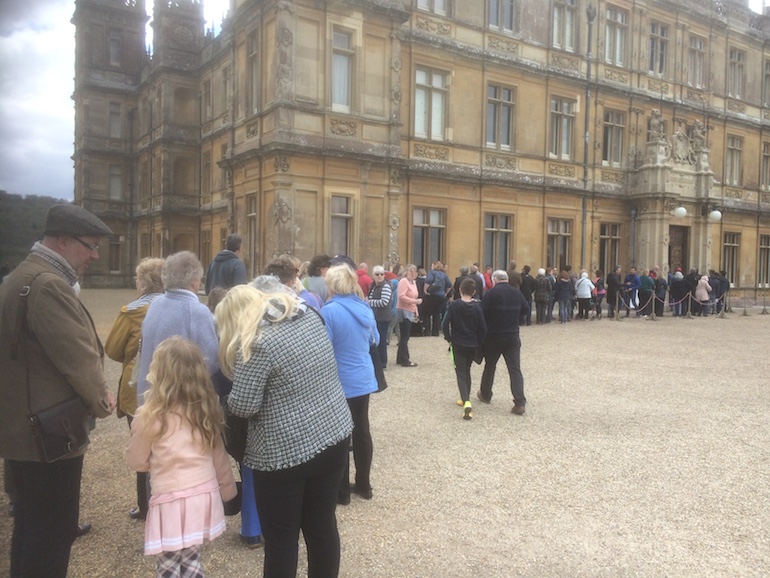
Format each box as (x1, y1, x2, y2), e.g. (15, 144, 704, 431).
(73, 0, 770, 292)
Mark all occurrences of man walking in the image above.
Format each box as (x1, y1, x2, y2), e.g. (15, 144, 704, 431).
(205, 233, 247, 294)
(0, 204, 116, 577)
(477, 270, 529, 415)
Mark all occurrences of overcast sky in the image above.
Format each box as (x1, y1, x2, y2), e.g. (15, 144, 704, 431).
(0, 0, 767, 201)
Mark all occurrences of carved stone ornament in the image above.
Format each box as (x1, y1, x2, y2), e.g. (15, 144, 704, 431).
(764, 110, 770, 121)
(276, 27, 293, 47)
(274, 155, 290, 173)
(273, 197, 292, 224)
(601, 171, 624, 184)
(727, 100, 746, 113)
(648, 79, 669, 94)
(640, 200, 650, 213)
(551, 54, 579, 71)
(390, 169, 401, 185)
(639, 233, 649, 246)
(388, 251, 401, 265)
(392, 57, 402, 72)
(276, 1, 295, 13)
(391, 89, 402, 104)
(604, 68, 628, 83)
(763, 193, 770, 204)
(389, 213, 400, 230)
(671, 129, 695, 165)
(488, 37, 519, 55)
(416, 16, 451, 36)
(548, 163, 575, 177)
(593, 199, 600, 211)
(330, 119, 357, 136)
(414, 144, 449, 161)
(725, 188, 743, 199)
(648, 109, 665, 140)
(484, 154, 517, 171)
(663, 233, 669, 247)
(246, 122, 259, 139)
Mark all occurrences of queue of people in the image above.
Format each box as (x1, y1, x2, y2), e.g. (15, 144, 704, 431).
(1, 205, 736, 578)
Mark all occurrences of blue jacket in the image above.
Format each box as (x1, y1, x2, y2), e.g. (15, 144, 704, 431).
(321, 294, 378, 399)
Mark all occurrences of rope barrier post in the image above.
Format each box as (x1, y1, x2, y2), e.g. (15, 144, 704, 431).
(742, 288, 749, 316)
(686, 292, 693, 319)
(719, 293, 727, 319)
(650, 293, 657, 321)
(614, 291, 621, 321)
(762, 290, 768, 315)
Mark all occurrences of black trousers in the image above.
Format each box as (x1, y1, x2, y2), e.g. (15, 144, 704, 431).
(452, 344, 476, 403)
(396, 318, 413, 365)
(126, 415, 149, 516)
(480, 334, 526, 406)
(338, 395, 373, 501)
(9, 455, 84, 578)
(252, 437, 349, 578)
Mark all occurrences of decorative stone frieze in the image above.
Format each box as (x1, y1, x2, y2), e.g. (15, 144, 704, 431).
(484, 154, 516, 170)
(414, 144, 449, 160)
(488, 36, 519, 55)
(330, 119, 357, 136)
(548, 163, 575, 177)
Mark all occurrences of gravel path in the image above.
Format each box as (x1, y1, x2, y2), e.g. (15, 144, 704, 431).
(2, 289, 769, 577)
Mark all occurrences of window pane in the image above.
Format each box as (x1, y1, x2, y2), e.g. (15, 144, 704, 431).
(415, 87, 428, 137)
(487, 102, 498, 145)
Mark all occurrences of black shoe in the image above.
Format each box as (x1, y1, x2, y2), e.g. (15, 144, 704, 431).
(351, 484, 373, 500)
(129, 506, 146, 520)
(75, 522, 92, 538)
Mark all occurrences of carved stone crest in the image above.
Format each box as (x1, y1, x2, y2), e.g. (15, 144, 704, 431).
(276, 27, 293, 47)
(488, 37, 519, 55)
(273, 197, 291, 224)
(330, 119, 357, 136)
(246, 122, 258, 139)
(414, 144, 449, 161)
(274, 156, 290, 173)
(484, 154, 516, 171)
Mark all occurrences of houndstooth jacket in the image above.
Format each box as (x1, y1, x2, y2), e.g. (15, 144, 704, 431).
(227, 309, 353, 471)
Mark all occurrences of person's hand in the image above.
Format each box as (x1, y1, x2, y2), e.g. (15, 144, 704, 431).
(416, 298, 423, 304)
(107, 391, 116, 414)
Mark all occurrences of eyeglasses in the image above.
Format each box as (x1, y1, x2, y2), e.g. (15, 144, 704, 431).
(373, 272, 385, 276)
(72, 237, 99, 252)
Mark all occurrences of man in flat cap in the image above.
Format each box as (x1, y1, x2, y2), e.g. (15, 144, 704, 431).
(0, 203, 116, 577)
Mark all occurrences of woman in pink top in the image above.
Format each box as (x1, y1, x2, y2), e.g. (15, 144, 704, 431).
(396, 264, 422, 367)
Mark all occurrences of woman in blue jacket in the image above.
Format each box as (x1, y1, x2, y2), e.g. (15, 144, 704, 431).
(321, 264, 379, 505)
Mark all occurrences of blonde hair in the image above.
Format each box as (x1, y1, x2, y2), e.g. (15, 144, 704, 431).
(142, 336, 224, 451)
(214, 284, 297, 379)
(325, 263, 358, 296)
(136, 257, 164, 294)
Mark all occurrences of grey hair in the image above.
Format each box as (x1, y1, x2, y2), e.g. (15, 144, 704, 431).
(492, 269, 509, 282)
(162, 251, 203, 291)
(459, 265, 470, 275)
(250, 275, 285, 294)
(372, 265, 385, 275)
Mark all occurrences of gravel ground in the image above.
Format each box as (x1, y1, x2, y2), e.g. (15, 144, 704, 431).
(2, 289, 770, 577)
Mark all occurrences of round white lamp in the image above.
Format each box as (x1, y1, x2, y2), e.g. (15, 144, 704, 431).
(673, 205, 687, 218)
(708, 209, 722, 222)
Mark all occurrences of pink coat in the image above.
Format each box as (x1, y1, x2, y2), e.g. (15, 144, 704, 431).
(694, 276, 712, 302)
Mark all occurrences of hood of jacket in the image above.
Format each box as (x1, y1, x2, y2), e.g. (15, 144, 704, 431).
(213, 250, 239, 263)
(328, 294, 374, 328)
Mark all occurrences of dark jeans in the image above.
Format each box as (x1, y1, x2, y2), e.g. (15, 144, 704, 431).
(126, 415, 149, 517)
(535, 300, 547, 324)
(375, 321, 390, 368)
(595, 294, 605, 316)
(252, 437, 349, 578)
(452, 344, 476, 403)
(546, 297, 554, 323)
(397, 318, 412, 365)
(338, 395, 373, 502)
(10, 455, 84, 578)
(480, 334, 525, 407)
(422, 295, 447, 336)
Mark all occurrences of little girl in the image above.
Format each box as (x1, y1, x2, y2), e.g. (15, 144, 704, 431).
(126, 336, 236, 578)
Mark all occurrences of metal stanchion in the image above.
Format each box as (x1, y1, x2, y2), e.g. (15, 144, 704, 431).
(719, 294, 727, 319)
(650, 294, 658, 321)
(762, 291, 768, 315)
(742, 288, 749, 316)
(615, 292, 622, 322)
(686, 293, 693, 319)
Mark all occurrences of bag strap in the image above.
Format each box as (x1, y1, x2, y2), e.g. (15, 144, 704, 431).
(11, 273, 45, 421)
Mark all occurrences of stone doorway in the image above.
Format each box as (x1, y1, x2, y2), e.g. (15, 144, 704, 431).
(669, 225, 689, 272)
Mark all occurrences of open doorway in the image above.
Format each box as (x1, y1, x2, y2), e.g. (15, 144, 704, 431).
(669, 225, 688, 273)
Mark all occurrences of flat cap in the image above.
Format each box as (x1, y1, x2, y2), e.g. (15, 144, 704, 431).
(44, 204, 113, 237)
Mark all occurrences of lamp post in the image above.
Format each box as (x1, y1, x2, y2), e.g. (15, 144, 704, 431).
(581, 4, 596, 271)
